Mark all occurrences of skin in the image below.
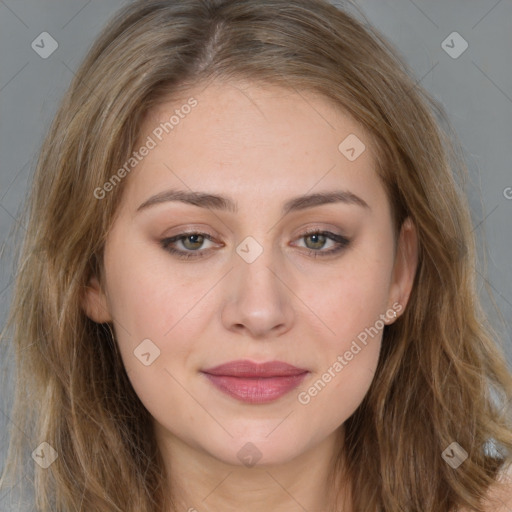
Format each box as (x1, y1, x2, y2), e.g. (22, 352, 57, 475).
(82, 79, 419, 512)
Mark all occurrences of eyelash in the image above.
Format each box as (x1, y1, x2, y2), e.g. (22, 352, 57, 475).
(160, 229, 350, 261)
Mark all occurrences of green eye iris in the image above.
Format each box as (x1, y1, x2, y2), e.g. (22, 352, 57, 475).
(304, 233, 328, 250)
(181, 234, 205, 250)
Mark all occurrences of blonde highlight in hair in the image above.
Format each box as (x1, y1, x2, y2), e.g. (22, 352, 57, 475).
(2, 1, 511, 511)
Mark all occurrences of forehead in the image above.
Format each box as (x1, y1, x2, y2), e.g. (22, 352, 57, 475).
(143, 78, 373, 152)
(120, 79, 388, 214)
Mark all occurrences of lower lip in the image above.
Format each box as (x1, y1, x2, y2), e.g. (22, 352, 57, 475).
(202, 372, 309, 404)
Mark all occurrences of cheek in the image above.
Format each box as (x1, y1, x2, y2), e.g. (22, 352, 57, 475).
(297, 247, 391, 419)
(297, 288, 385, 435)
(312, 347, 381, 430)
(104, 245, 205, 336)
(103, 246, 218, 384)
(103, 221, 393, 426)
(103, 262, 199, 414)
(308, 247, 393, 349)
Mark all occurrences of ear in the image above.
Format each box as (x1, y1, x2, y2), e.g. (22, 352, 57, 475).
(387, 217, 418, 319)
(81, 274, 113, 323)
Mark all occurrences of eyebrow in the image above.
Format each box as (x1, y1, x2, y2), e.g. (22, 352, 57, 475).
(136, 188, 370, 215)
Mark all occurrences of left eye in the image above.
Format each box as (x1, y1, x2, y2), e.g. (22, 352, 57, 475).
(291, 230, 351, 257)
(160, 230, 350, 260)
(296, 232, 338, 251)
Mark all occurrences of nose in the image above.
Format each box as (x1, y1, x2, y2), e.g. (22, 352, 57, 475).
(221, 246, 295, 339)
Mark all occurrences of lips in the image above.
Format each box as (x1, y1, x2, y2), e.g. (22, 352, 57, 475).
(201, 360, 309, 404)
(202, 360, 308, 377)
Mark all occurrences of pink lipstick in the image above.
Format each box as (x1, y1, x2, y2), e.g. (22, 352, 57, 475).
(201, 360, 309, 404)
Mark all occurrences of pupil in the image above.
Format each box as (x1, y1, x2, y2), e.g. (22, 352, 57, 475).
(185, 234, 203, 249)
(307, 233, 325, 249)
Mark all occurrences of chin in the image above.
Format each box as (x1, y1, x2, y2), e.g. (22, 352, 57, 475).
(201, 427, 313, 468)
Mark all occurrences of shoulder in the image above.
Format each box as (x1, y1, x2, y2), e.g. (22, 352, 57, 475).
(460, 463, 512, 512)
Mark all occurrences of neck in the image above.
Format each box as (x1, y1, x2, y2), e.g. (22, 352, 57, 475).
(155, 424, 350, 512)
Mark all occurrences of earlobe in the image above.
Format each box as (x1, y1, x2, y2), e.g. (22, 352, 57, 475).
(388, 217, 419, 318)
(81, 275, 112, 323)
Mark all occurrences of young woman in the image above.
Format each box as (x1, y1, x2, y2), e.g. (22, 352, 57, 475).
(1, 0, 511, 510)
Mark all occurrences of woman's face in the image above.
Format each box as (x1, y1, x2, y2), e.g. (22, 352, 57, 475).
(83, 79, 417, 468)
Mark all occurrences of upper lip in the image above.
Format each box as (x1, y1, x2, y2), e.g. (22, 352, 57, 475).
(201, 360, 308, 378)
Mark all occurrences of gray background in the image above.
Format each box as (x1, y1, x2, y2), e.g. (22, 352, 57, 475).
(1, 0, 511, 509)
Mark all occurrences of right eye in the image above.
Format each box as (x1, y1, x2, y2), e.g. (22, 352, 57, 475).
(160, 231, 219, 260)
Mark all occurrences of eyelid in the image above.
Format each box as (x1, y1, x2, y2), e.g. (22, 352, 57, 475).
(159, 227, 351, 261)
(290, 229, 350, 254)
(160, 230, 219, 248)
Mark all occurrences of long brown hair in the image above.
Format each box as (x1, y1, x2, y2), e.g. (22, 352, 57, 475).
(2, 1, 511, 510)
